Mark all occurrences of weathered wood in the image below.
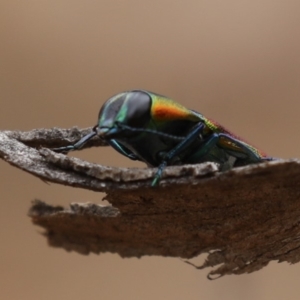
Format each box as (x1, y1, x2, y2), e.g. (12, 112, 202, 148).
(1, 129, 300, 279)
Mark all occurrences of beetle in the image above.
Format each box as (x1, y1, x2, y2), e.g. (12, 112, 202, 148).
(53, 90, 273, 186)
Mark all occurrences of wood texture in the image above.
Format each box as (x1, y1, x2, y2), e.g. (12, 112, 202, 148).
(1, 128, 300, 279)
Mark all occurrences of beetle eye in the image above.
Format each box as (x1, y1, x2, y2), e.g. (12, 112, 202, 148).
(125, 91, 151, 128)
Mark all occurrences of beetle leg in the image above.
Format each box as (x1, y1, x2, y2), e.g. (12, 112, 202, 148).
(151, 122, 205, 186)
(108, 139, 140, 161)
(52, 130, 97, 153)
(217, 133, 262, 162)
(188, 132, 264, 166)
(180, 132, 238, 171)
(190, 132, 267, 169)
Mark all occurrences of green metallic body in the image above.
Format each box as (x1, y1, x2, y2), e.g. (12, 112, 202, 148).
(53, 90, 273, 186)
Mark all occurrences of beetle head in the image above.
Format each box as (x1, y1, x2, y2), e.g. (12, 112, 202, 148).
(96, 90, 151, 139)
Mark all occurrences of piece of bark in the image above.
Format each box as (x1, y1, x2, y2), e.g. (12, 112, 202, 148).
(1, 128, 300, 279)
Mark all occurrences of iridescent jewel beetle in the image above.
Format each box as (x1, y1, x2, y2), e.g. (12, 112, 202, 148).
(53, 90, 273, 186)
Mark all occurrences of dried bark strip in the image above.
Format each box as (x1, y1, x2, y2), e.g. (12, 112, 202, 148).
(4, 127, 107, 148)
(2, 128, 300, 278)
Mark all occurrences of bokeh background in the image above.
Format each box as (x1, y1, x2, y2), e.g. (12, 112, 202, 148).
(1, 1, 300, 299)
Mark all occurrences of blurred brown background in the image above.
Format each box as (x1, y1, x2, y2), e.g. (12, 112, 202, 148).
(1, 1, 300, 299)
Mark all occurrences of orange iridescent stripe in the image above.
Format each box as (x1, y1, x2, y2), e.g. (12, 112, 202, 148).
(150, 94, 200, 122)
